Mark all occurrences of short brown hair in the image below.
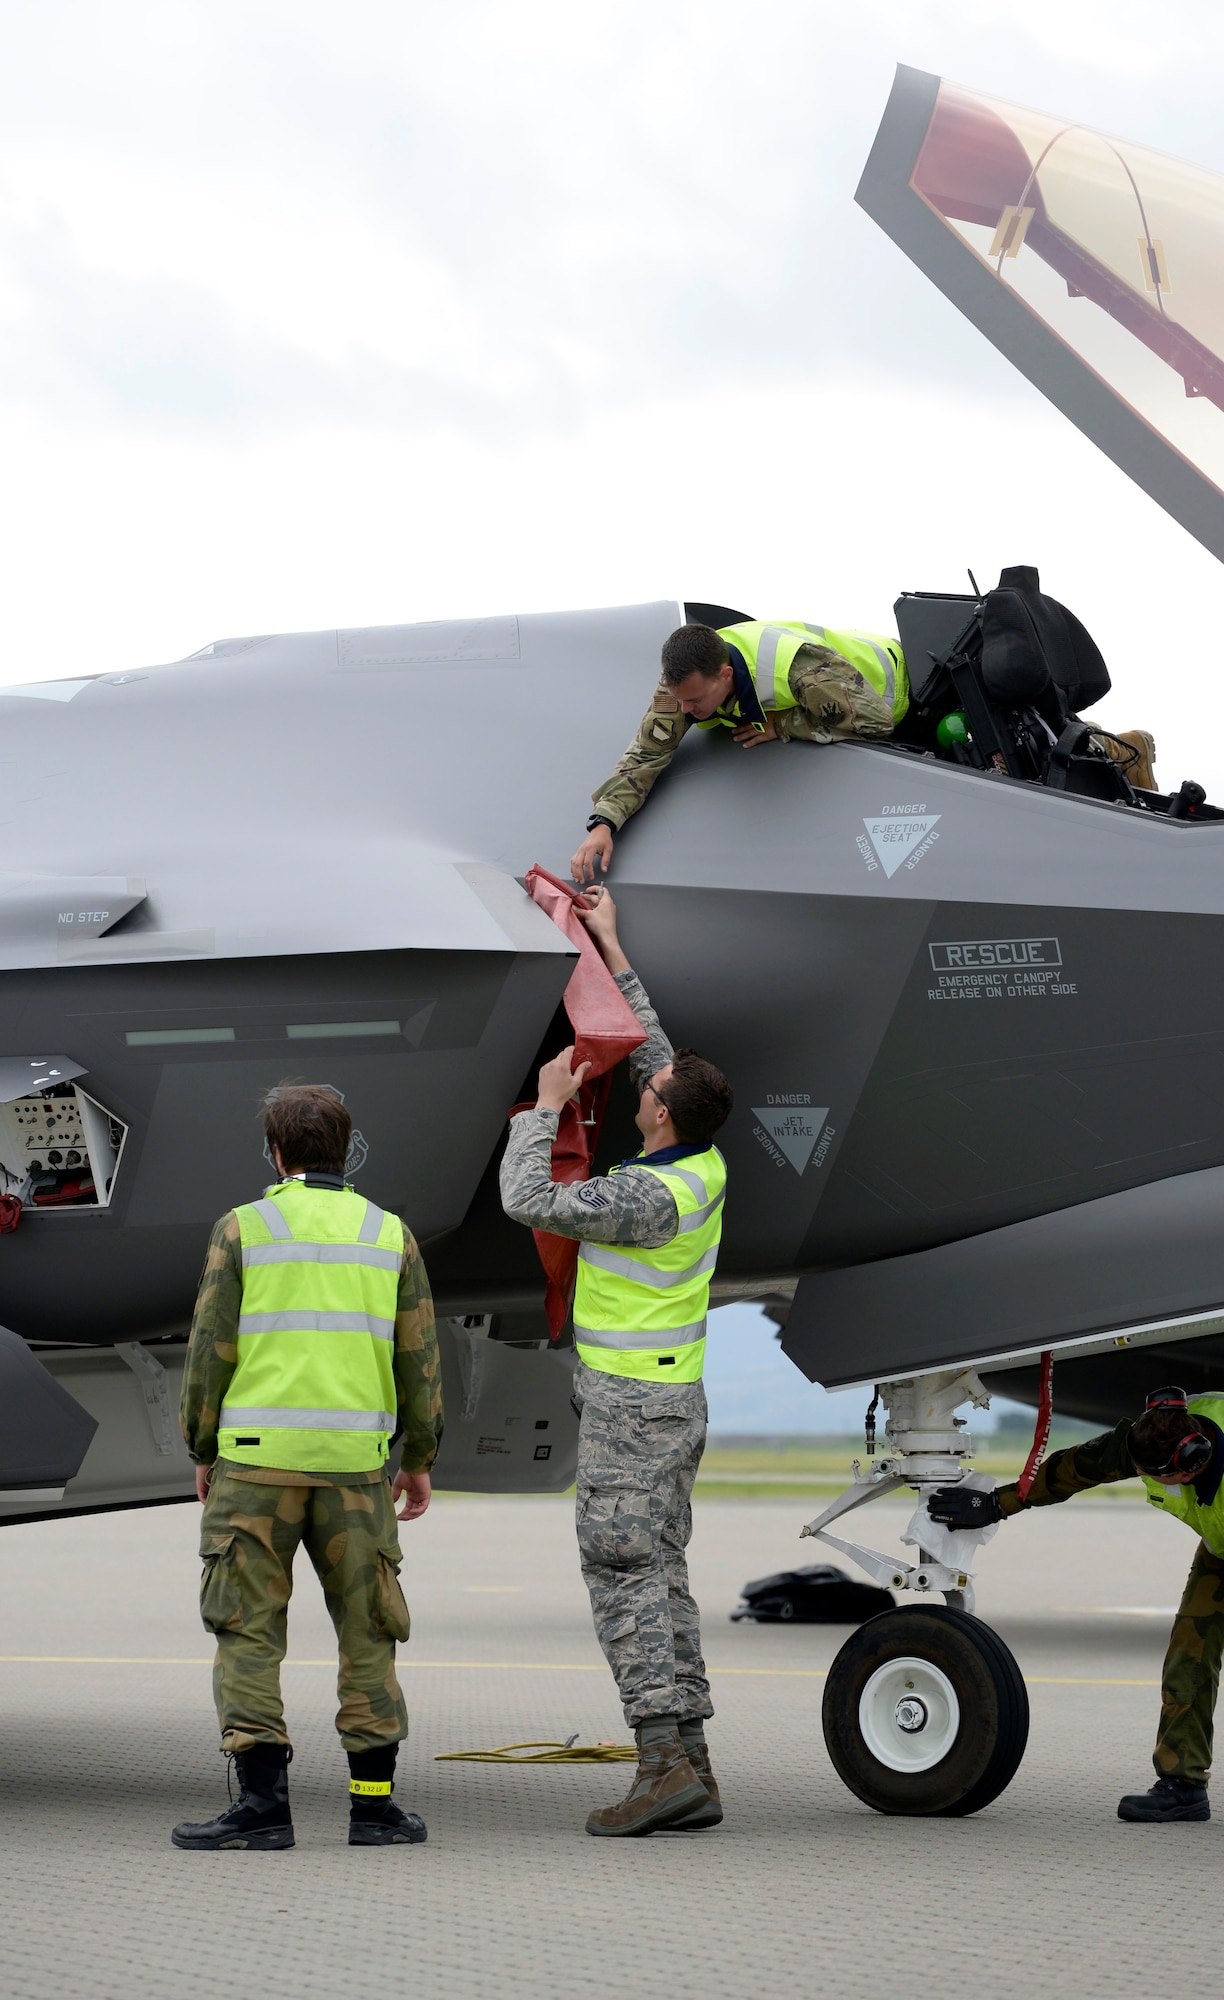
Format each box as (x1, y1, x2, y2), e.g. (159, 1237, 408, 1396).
(1130, 1407, 1200, 1471)
(661, 624, 729, 686)
(262, 1083, 352, 1175)
(655, 1048, 734, 1147)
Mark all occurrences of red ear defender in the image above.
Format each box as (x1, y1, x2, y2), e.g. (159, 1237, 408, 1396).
(1145, 1385, 1190, 1412)
(1167, 1431, 1214, 1480)
(1131, 1384, 1214, 1480)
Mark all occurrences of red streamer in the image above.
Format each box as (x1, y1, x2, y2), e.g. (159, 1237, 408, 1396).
(1016, 1350, 1054, 1503)
(513, 866, 647, 1339)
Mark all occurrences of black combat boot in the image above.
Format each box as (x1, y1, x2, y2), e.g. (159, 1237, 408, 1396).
(1117, 1775, 1211, 1823)
(171, 1744, 294, 1850)
(347, 1745, 427, 1846)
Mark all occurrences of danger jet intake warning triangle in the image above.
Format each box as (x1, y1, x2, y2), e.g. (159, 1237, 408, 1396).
(863, 815, 939, 879)
(752, 1104, 829, 1176)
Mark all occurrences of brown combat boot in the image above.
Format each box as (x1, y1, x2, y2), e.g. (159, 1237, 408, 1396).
(585, 1723, 707, 1837)
(1094, 728, 1157, 792)
(668, 1734, 723, 1829)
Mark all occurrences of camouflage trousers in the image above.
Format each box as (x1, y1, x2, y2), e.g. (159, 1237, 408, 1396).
(1154, 1539, 1224, 1785)
(197, 1469, 411, 1755)
(574, 1361, 712, 1729)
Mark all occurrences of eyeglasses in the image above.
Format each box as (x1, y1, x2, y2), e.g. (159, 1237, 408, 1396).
(642, 1082, 670, 1113)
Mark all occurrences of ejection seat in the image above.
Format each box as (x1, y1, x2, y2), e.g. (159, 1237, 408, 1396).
(893, 565, 1220, 819)
(894, 564, 1125, 796)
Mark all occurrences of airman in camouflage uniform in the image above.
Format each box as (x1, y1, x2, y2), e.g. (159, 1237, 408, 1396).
(181, 1208, 441, 1763)
(932, 1395, 1224, 1823)
(503, 953, 713, 1728)
(174, 1083, 442, 1851)
(572, 631, 895, 881)
(594, 647, 894, 828)
(501, 888, 732, 1835)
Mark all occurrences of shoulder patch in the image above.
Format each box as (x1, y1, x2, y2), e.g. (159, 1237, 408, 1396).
(575, 1180, 613, 1209)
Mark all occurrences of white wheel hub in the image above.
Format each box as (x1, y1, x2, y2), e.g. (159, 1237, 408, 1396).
(858, 1656, 961, 1773)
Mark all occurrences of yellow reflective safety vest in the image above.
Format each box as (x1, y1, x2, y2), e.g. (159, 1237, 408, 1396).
(701, 620, 909, 729)
(1140, 1394, 1224, 1557)
(218, 1180, 404, 1473)
(573, 1146, 726, 1384)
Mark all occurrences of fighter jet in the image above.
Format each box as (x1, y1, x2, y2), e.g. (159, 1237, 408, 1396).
(5, 62, 1224, 1816)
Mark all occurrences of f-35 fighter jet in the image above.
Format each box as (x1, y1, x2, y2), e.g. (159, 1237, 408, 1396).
(5, 65, 1224, 1814)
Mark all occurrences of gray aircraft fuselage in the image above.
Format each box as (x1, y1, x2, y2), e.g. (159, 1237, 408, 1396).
(1, 596, 1224, 1516)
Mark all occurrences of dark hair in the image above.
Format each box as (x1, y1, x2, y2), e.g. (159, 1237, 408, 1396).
(261, 1083, 352, 1175)
(655, 1048, 734, 1147)
(1130, 1407, 1199, 1470)
(661, 624, 729, 687)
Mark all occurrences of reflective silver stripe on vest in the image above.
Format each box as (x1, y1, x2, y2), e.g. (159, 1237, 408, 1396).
(575, 1320, 707, 1350)
(753, 625, 797, 710)
(867, 640, 896, 711)
(241, 1242, 401, 1272)
(677, 1187, 726, 1234)
(236, 1310, 395, 1340)
(803, 623, 827, 640)
(252, 1198, 293, 1240)
(358, 1200, 383, 1245)
(576, 1242, 719, 1290)
(219, 1405, 395, 1432)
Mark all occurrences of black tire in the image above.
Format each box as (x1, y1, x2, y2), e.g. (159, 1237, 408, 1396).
(822, 1606, 1029, 1816)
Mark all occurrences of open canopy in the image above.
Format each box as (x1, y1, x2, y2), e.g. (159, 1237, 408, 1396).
(858, 67, 1224, 563)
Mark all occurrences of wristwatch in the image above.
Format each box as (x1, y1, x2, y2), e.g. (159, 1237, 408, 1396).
(585, 815, 616, 834)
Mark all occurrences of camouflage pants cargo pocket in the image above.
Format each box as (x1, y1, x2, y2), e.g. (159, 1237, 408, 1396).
(374, 1542, 412, 1644)
(576, 1487, 655, 1572)
(1154, 1540, 1224, 1785)
(198, 1530, 242, 1636)
(574, 1365, 713, 1729)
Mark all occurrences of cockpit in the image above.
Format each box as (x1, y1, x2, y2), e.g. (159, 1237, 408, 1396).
(688, 569, 1222, 820)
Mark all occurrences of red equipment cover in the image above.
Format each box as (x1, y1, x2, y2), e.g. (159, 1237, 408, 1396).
(513, 866, 647, 1338)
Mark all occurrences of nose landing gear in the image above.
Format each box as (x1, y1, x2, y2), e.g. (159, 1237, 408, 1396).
(803, 1370, 1030, 1816)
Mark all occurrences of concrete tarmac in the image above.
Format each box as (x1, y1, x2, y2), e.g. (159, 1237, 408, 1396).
(0, 1489, 1212, 1999)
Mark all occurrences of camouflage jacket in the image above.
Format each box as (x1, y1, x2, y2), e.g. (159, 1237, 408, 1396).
(180, 1209, 443, 1478)
(499, 969, 680, 1248)
(591, 644, 896, 832)
(997, 1422, 1135, 1516)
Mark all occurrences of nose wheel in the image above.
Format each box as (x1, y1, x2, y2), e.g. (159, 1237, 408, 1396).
(822, 1607, 1029, 1815)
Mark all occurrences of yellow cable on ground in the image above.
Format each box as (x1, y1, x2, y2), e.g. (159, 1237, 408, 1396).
(436, 1737, 637, 1764)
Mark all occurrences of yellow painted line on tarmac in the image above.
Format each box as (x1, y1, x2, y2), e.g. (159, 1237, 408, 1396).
(1025, 1674, 1158, 1687)
(0, 1656, 216, 1665)
(0, 1655, 1160, 1686)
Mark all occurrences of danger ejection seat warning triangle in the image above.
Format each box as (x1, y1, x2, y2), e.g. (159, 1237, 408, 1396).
(863, 815, 940, 878)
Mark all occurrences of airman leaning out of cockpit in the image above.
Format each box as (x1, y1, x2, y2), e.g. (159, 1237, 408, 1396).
(570, 618, 909, 884)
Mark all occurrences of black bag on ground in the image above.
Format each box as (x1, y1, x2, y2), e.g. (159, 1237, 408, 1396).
(730, 1563, 894, 1624)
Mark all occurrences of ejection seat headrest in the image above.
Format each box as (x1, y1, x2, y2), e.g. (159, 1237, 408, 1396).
(984, 565, 1111, 714)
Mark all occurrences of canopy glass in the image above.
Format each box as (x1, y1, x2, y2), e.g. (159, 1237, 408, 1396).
(909, 80, 1224, 497)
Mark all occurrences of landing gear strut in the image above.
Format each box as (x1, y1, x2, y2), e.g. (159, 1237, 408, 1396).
(802, 1370, 1030, 1816)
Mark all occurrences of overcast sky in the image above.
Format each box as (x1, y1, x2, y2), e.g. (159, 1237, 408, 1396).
(2, 0, 1223, 805)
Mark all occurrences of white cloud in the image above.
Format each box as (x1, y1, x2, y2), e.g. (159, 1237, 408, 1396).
(0, 0, 1219, 818)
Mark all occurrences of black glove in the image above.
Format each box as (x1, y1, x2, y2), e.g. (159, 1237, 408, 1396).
(927, 1485, 1004, 1530)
